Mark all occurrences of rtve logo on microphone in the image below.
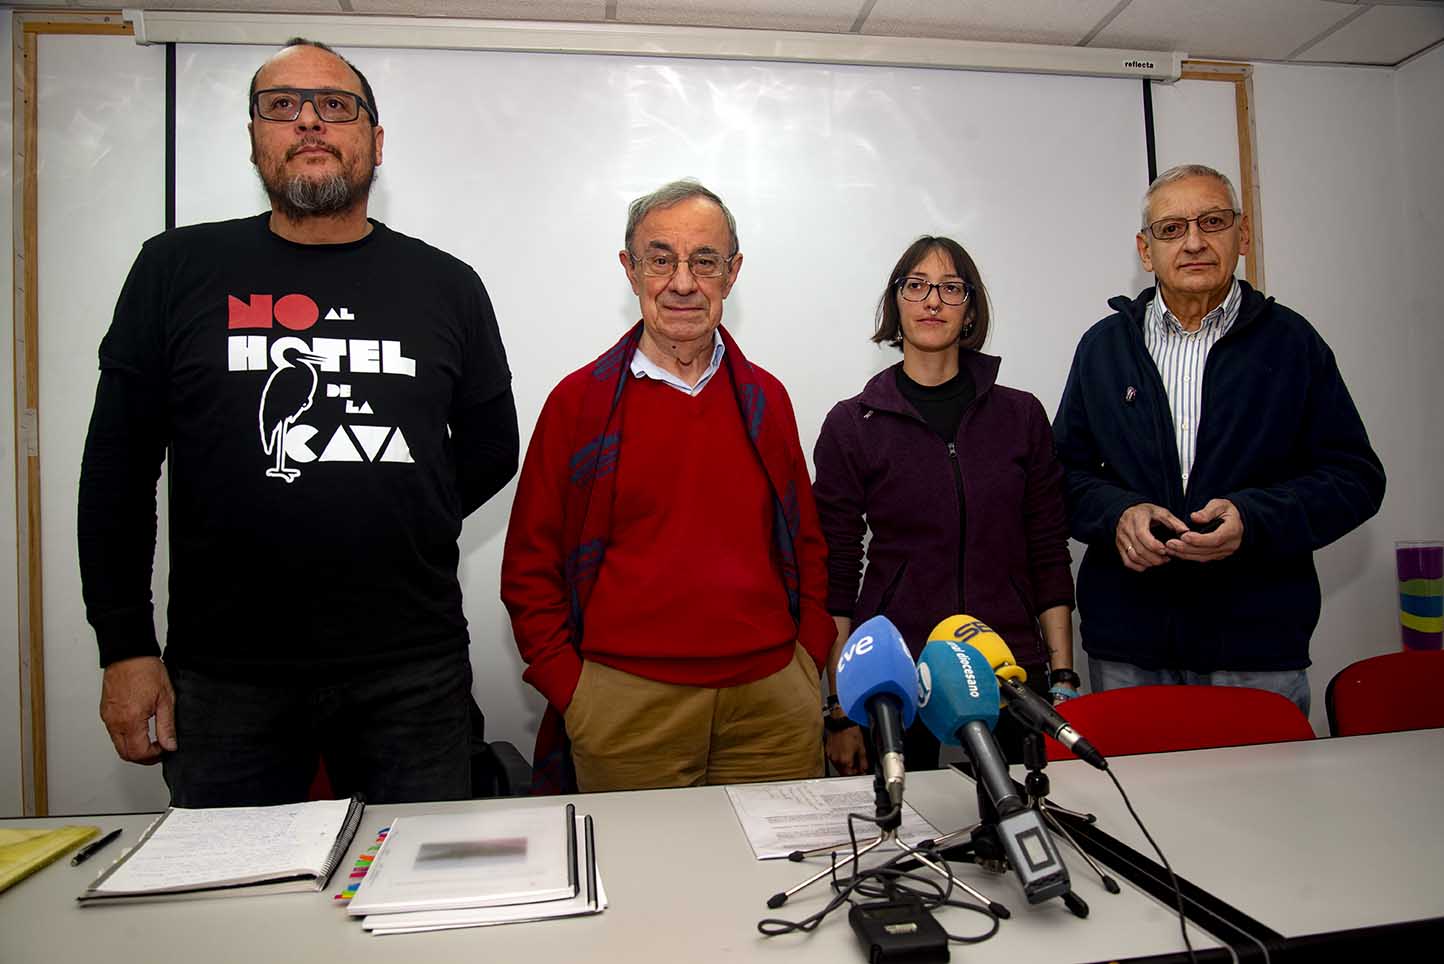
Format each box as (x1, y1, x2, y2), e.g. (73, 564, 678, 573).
(837, 634, 874, 674)
(916, 663, 933, 707)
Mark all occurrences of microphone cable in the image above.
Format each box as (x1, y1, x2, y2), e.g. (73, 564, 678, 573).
(756, 804, 1001, 946)
(1105, 767, 1198, 964)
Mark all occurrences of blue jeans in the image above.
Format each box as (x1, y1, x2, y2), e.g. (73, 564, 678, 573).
(163, 647, 473, 807)
(1087, 656, 1311, 717)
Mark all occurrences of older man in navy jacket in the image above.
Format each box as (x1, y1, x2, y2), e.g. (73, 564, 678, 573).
(1053, 164, 1385, 713)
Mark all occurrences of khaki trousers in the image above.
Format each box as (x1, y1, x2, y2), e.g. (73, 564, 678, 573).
(563, 645, 824, 792)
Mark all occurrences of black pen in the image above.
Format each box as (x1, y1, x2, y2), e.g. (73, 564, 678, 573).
(71, 828, 122, 866)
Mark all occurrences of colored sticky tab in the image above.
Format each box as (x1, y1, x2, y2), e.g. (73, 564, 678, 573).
(334, 826, 389, 902)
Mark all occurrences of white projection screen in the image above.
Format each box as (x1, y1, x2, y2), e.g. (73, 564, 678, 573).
(45, 39, 1158, 812)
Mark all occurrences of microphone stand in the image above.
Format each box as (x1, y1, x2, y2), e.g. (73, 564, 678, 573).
(922, 734, 1104, 918)
(766, 737, 1006, 916)
(1018, 732, 1121, 897)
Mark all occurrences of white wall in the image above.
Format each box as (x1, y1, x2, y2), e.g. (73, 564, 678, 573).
(1248, 56, 1444, 729)
(1150, 77, 1243, 204)
(36, 34, 169, 815)
(1, 12, 22, 816)
(1394, 44, 1444, 531)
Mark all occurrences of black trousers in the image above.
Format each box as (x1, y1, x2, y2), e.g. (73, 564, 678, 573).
(162, 647, 473, 807)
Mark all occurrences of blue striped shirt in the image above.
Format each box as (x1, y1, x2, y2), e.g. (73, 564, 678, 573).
(1143, 281, 1242, 488)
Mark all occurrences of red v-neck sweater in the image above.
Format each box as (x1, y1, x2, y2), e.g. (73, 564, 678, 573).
(580, 367, 800, 687)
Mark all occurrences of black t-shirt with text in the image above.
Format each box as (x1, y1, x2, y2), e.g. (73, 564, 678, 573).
(86, 214, 510, 677)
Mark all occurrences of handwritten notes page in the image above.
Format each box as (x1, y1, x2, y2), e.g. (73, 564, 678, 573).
(94, 799, 355, 894)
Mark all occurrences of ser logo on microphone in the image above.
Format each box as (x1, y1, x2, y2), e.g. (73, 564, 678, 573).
(949, 618, 996, 645)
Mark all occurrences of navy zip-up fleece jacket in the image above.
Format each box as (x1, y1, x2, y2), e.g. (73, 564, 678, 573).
(1053, 282, 1385, 672)
(814, 351, 1074, 667)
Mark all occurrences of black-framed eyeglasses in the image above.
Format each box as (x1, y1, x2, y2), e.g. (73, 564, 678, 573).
(1146, 208, 1238, 242)
(251, 87, 377, 124)
(897, 277, 972, 306)
(629, 250, 737, 280)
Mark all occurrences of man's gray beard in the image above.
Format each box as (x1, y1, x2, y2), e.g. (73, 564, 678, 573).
(265, 169, 374, 221)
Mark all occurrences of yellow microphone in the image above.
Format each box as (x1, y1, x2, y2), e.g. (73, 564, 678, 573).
(927, 615, 1027, 685)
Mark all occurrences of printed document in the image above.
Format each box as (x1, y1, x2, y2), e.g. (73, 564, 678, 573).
(726, 777, 942, 859)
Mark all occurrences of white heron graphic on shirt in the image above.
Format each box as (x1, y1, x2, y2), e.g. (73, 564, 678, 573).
(259, 345, 326, 483)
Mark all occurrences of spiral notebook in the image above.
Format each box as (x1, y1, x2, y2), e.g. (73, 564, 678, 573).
(77, 796, 364, 905)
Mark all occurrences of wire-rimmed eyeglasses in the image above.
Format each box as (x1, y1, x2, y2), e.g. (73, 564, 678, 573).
(252, 87, 377, 124)
(629, 251, 737, 280)
(896, 277, 973, 306)
(1146, 209, 1239, 242)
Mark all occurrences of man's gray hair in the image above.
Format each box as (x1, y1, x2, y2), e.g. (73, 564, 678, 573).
(624, 179, 739, 256)
(1141, 164, 1241, 230)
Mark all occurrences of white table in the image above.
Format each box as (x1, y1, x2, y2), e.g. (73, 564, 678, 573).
(1, 766, 1216, 963)
(1038, 726, 1444, 942)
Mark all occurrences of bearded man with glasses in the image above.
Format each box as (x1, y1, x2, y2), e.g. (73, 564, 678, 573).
(1053, 163, 1384, 714)
(79, 39, 517, 807)
(502, 179, 832, 793)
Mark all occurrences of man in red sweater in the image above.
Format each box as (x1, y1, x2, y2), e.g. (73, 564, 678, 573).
(501, 180, 833, 793)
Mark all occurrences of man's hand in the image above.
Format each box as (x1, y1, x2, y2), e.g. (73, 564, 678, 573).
(99, 656, 177, 764)
(1166, 499, 1244, 563)
(825, 720, 870, 776)
(1116, 503, 1188, 572)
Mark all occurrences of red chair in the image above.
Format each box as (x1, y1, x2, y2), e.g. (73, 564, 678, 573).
(1326, 650, 1444, 737)
(307, 759, 335, 801)
(1044, 685, 1315, 761)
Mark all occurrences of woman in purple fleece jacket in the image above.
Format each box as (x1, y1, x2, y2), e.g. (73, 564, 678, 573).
(813, 236, 1078, 774)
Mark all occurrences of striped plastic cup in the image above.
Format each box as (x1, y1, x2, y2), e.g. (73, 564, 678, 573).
(1396, 541, 1443, 651)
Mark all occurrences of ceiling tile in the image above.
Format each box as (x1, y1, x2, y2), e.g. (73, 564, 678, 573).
(1297, 5, 1444, 65)
(348, 1, 606, 19)
(1093, 0, 1355, 61)
(614, 1, 860, 33)
(863, 0, 1124, 46)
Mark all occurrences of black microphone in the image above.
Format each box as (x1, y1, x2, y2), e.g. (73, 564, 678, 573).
(928, 615, 1108, 771)
(999, 676, 1107, 771)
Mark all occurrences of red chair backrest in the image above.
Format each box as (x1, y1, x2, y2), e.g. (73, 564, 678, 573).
(308, 759, 334, 801)
(1326, 650, 1444, 737)
(1045, 685, 1315, 761)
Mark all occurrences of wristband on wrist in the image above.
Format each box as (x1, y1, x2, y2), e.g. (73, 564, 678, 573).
(1049, 684, 1080, 705)
(1048, 668, 1082, 689)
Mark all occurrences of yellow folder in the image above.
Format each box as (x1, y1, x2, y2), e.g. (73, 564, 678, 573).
(0, 825, 99, 894)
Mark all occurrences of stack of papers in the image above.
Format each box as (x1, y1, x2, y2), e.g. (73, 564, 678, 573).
(348, 804, 605, 935)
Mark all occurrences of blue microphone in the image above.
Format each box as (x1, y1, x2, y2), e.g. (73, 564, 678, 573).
(916, 640, 1020, 816)
(836, 616, 918, 808)
(917, 639, 1071, 903)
